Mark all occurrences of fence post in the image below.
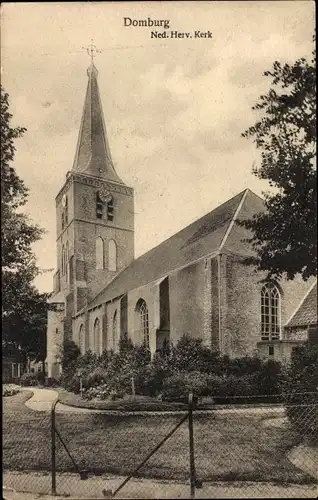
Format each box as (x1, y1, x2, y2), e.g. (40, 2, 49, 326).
(188, 392, 196, 499)
(51, 399, 58, 495)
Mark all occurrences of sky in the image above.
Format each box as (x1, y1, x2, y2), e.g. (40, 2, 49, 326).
(1, 1, 315, 293)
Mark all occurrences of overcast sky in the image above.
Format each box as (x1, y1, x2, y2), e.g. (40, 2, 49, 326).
(1, 1, 315, 293)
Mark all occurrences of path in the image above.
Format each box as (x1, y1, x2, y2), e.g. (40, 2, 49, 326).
(3, 472, 318, 499)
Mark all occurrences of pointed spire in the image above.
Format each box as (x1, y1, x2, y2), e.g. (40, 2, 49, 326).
(72, 59, 124, 184)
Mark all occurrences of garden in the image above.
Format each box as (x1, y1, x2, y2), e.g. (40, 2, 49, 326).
(57, 334, 284, 406)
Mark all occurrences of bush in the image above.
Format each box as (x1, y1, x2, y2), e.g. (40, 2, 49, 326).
(161, 371, 210, 402)
(135, 350, 173, 396)
(170, 335, 222, 374)
(20, 371, 45, 387)
(226, 356, 263, 376)
(86, 366, 109, 387)
(255, 359, 283, 396)
(208, 374, 258, 403)
(3, 384, 20, 397)
(45, 377, 59, 387)
(61, 340, 81, 371)
(283, 343, 318, 445)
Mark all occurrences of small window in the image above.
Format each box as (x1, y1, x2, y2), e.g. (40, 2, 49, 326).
(268, 345, 274, 356)
(96, 192, 103, 219)
(107, 196, 114, 221)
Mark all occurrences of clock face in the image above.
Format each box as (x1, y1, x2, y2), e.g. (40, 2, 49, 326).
(99, 189, 112, 203)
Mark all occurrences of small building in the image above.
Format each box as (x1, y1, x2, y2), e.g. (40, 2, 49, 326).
(2, 343, 26, 383)
(284, 280, 318, 349)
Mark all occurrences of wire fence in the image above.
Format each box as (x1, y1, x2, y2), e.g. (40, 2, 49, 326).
(3, 390, 318, 499)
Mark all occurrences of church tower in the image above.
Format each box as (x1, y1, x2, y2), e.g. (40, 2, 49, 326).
(46, 54, 134, 377)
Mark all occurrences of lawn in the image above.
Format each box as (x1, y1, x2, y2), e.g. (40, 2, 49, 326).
(3, 392, 316, 484)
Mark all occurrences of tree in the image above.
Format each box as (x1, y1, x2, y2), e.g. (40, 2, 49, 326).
(1, 86, 49, 363)
(242, 40, 316, 281)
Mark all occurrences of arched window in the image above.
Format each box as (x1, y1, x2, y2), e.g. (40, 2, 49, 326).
(64, 196, 68, 225)
(93, 318, 101, 355)
(96, 237, 104, 270)
(112, 310, 117, 350)
(108, 239, 117, 272)
(261, 283, 281, 341)
(66, 241, 69, 283)
(78, 323, 84, 353)
(136, 299, 149, 349)
(61, 245, 65, 274)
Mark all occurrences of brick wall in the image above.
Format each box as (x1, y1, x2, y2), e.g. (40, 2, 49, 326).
(220, 253, 315, 359)
(169, 261, 205, 344)
(127, 284, 159, 353)
(46, 303, 65, 378)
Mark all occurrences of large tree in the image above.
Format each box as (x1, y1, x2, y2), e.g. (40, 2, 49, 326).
(1, 85, 49, 363)
(242, 40, 316, 281)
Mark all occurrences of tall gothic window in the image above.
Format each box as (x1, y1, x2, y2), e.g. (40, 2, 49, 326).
(61, 245, 65, 275)
(108, 239, 117, 272)
(66, 241, 69, 283)
(136, 299, 149, 349)
(93, 318, 101, 355)
(112, 310, 117, 350)
(96, 237, 104, 270)
(261, 283, 281, 341)
(78, 323, 84, 353)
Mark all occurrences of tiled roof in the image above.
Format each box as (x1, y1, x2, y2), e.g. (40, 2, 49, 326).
(286, 281, 318, 328)
(87, 188, 265, 310)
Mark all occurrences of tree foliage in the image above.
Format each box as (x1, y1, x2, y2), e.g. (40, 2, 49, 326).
(1, 86, 48, 362)
(242, 41, 316, 280)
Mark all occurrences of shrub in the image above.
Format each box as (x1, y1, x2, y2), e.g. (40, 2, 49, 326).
(45, 377, 59, 387)
(170, 335, 219, 373)
(226, 356, 263, 376)
(135, 350, 173, 396)
(208, 374, 258, 403)
(161, 371, 210, 402)
(254, 359, 283, 396)
(86, 366, 109, 387)
(61, 340, 81, 371)
(3, 384, 20, 397)
(20, 371, 45, 387)
(283, 343, 318, 445)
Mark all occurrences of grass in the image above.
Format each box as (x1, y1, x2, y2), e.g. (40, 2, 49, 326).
(3, 391, 316, 484)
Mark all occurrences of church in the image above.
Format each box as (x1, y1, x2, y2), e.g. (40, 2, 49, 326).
(46, 59, 316, 379)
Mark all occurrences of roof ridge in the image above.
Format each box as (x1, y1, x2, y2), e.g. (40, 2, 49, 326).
(219, 189, 249, 251)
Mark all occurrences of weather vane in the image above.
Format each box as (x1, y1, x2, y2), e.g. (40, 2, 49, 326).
(83, 39, 102, 63)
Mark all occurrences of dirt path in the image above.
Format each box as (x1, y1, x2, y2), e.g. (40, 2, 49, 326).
(3, 472, 318, 499)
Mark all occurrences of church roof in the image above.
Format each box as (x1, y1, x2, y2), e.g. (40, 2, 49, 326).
(72, 63, 124, 184)
(286, 280, 318, 328)
(88, 188, 264, 310)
